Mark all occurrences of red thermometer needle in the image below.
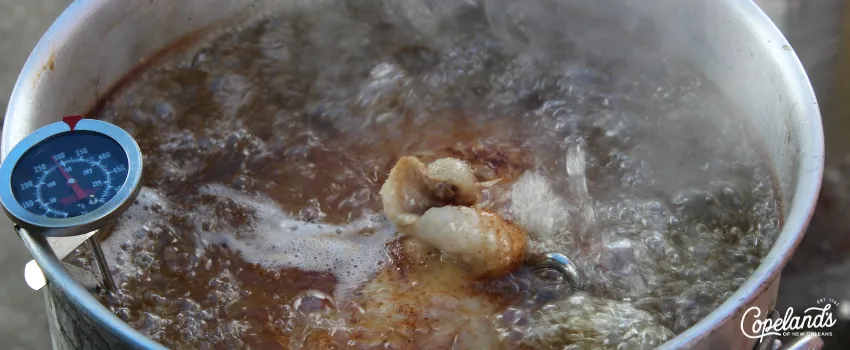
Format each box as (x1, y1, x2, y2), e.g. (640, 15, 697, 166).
(51, 156, 89, 199)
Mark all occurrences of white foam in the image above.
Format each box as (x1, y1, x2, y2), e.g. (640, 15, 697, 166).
(119, 187, 172, 229)
(196, 184, 396, 300)
(510, 172, 570, 239)
(104, 184, 395, 300)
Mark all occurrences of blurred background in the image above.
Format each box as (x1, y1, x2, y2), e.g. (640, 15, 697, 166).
(0, 0, 848, 348)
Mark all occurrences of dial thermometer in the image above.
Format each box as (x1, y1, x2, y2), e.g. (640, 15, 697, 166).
(0, 116, 143, 291)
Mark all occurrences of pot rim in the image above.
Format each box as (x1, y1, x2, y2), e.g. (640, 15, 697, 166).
(2, 0, 824, 349)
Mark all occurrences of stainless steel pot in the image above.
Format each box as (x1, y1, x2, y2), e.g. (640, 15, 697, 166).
(1, 0, 824, 349)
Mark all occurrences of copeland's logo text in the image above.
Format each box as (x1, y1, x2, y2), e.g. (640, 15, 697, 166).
(741, 298, 838, 341)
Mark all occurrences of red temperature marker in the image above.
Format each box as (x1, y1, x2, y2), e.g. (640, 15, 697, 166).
(62, 115, 84, 131)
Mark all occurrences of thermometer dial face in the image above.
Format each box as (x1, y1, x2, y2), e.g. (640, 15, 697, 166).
(0, 118, 142, 237)
(10, 132, 130, 218)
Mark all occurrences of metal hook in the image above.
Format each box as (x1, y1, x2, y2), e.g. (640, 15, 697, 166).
(528, 252, 584, 291)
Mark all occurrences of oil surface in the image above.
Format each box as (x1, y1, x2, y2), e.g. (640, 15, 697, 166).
(67, 2, 780, 348)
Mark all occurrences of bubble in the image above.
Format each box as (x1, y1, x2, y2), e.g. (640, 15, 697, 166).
(209, 74, 253, 117)
(292, 290, 335, 315)
(153, 99, 177, 121)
